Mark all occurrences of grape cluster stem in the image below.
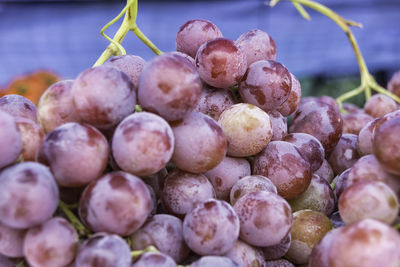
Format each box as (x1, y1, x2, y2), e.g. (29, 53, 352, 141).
(58, 200, 91, 237)
(270, 0, 400, 111)
(93, 0, 162, 67)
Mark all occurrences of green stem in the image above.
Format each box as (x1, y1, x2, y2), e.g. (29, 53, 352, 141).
(130, 245, 159, 259)
(393, 222, 400, 230)
(58, 200, 90, 236)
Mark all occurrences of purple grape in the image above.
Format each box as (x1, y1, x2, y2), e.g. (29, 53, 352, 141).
(37, 80, 81, 133)
(342, 102, 362, 114)
(230, 175, 277, 206)
(138, 52, 202, 121)
(195, 38, 247, 88)
(357, 118, 379, 156)
(333, 168, 350, 200)
(130, 214, 189, 263)
(277, 73, 302, 117)
(0, 94, 37, 122)
(75, 233, 132, 267)
(309, 228, 342, 267)
(15, 117, 45, 161)
(0, 110, 22, 169)
(239, 60, 291, 112)
(235, 29, 277, 66)
(183, 199, 240, 255)
(364, 94, 398, 118)
(176, 19, 223, 59)
(233, 191, 293, 247)
(218, 103, 272, 157)
(0, 162, 59, 229)
(23, 217, 78, 267)
(314, 159, 334, 183)
(72, 65, 136, 129)
(141, 168, 168, 200)
(161, 170, 215, 217)
(171, 112, 227, 173)
(132, 252, 177, 267)
(104, 54, 145, 90)
(79, 171, 151, 236)
(191, 256, 238, 267)
(328, 133, 360, 175)
(262, 233, 291, 260)
(342, 112, 373, 135)
(0, 222, 26, 257)
(224, 239, 265, 267)
(388, 70, 400, 98)
(112, 112, 174, 176)
(268, 110, 287, 141)
(42, 122, 109, 187)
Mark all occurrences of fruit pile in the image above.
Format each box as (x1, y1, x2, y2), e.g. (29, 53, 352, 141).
(1, 16, 400, 267)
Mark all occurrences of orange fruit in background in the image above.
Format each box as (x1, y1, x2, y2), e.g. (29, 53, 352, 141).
(2, 70, 60, 105)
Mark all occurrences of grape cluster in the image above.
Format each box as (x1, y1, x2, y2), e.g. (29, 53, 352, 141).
(0, 18, 400, 267)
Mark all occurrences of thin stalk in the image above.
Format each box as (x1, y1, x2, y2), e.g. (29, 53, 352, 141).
(58, 200, 90, 236)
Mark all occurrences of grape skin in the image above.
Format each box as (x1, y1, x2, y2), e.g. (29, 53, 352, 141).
(0, 110, 22, 169)
(0, 222, 26, 258)
(314, 159, 334, 183)
(15, 117, 45, 161)
(223, 239, 265, 267)
(132, 252, 177, 267)
(388, 70, 400, 98)
(364, 93, 398, 118)
(230, 175, 277, 206)
(191, 256, 238, 267)
(342, 112, 373, 135)
(262, 233, 291, 261)
(327, 133, 360, 175)
(0, 94, 37, 122)
(277, 73, 301, 117)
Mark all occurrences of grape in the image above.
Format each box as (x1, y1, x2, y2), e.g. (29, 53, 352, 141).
(288, 174, 335, 216)
(195, 38, 247, 88)
(138, 52, 202, 121)
(72, 65, 136, 129)
(183, 199, 240, 255)
(132, 252, 177, 267)
(285, 210, 333, 264)
(218, 103, 272, 157)
(0, 254, 14, 267)
(37, 80, 81, 133)
(194, 84, 236, 121)
(176, 19, 223, 58)
(41, 122, 109, 187)
(308, 227, 342, 267)
(364, 94, 398, 118)
(204, 156, 251, 201)
(339, 180, 399, 225)
(253, 141, 312, 199)
(357, 118, 379, 156)
(0, 94, 37, 122)
(239, 60, 291, 112)
(229, 175, 277, 206)
(283, 132, 325, 173)
(332, 168, 350, 200)
(103, 54, 145, 90)
(262, 233, 291, 260)
(0, 110, 22, 169)
(171, 112, 227, 173)
(317, 95, 340, 113)
(223, 239, 265, 267)
(161, 170, 215, 217)
(388, 70, 400, 98)
(327, 219, 400, 267)
(79, 171, 151, 236)
(130, 214, 189, 263)
(14, 117, 45, 162)
(289, 100, 343, 151)
(277, 73, 302, 117)
(330, 211, 345, 228)
(0, 162, 59, 229)
(170, 51, 196, 66)
(348, 154, 400, 195)
(0, 222, 26, 257)
(112, 112, 174, 176)
(75, 233, 132, 267)
(342, 112, 373, 135)
(314, 159, 334, 183)
(191, 256, 238, 267)
(233, 191, 292, 247)
(141, 168, 168, 200)
(265, 259, 295, 267)
(342, 102, 361, 114)
(268, 110, 287, 141)
(373, 116, 400, 175)
(327, 133, 360, 175)
(235, 29, 277, 66)
(23, 217, 78, 267)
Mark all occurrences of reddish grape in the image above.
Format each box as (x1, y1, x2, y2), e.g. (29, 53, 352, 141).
(204, 156, 251, 201)
(0, 94, 37, 122)
(268, 110, 287, 141)
(0, 162, 59, 229)
(224, 239, 265, 267)
(104, 54, 145, 89)
(138, 52, 202, 121)
(130, 214, 189, 263)
(161, 170, 215, 217)
(112, 112, 174, 176)
(253, 141, 312, 199)
(23, 217, 78, 267)
(37, 80, 80, 133)
(235, 29, 277, 66)
(342, 102, 361, 114)
(79, 171, 151, 236)
(183, 199, 240, 255)
(364, 94, 397, 118)
(239, 60, 291, 112)
(72, 65, 136, 129)
(132, 252, 177, 267)
(309, 227, 342, 267)
(314, 159, 334, 183)
(342, 112, 373, 135)
(171, 112, 227, 173)
(233, 191, 293, 247)
(191, 256, 238, 267)
(357, 118, 379, 156)
(277, 73, 302, 117)
(388, 70, 400, 97)
(262, 233, 291, 260)
(0, 110, 22, 169)
(42, 122, 109, 187)
(327, 133, 360, 175)
(333, 168, 350, 200)
(196, 38, 247, 88)
(15, 117, 45, 161)
(0, 222, 26, 257)
(176, 19, 223, 58)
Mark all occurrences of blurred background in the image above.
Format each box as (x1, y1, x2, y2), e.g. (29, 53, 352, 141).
(0, 0, 399, 105)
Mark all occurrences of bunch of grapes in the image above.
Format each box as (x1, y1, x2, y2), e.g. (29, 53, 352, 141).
(1, 16, 400, 267)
